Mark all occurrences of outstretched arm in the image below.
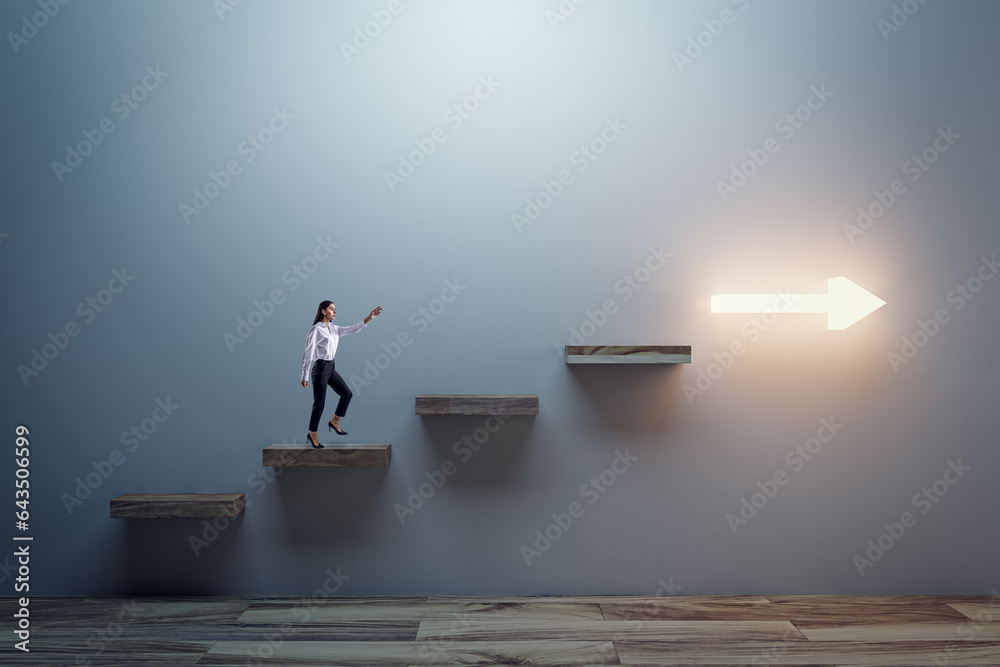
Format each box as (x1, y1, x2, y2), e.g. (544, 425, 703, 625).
(336, 307, 382, 336)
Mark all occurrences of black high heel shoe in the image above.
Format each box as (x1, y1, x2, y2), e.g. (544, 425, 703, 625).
(307, 432, 324, 448)
(328, 420, 347, 436)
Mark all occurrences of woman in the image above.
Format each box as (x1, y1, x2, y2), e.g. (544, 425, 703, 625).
(301, 301, 382, 448)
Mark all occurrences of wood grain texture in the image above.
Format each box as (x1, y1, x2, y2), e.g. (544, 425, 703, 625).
(565, 345, 692, 364)
(27, 597, 249, 629)
(109, 493, 245, 518)
(31, 619, 418, 642)
(9, 595, 1000, 666)
(425, 594, 771, 605)
(414, 394, 539, 415)
(949, 601, 1000, 621)
(601, 599, 970, 623)
(200, 639, 619, 664)
(9, 639, 214, 665)
(239, 601, 604, 623)
(415, 619, 806, 641)
(769, 595, 998, 605)
(246, 595, 428, 606)
(614, 640, 1000, 664)
(794, 622, 1000, 641)
(263, 443, 391, 467)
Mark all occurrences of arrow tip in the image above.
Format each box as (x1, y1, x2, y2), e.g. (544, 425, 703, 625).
(827, 277, 886, 330)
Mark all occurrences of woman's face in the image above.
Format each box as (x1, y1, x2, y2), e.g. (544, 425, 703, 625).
(324, 303, 336, 320)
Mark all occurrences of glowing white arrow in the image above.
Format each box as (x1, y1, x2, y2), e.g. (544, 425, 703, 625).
(711, 277, 886, 330)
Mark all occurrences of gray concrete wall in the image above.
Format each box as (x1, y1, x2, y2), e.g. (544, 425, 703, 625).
(2, 0, 998, 595)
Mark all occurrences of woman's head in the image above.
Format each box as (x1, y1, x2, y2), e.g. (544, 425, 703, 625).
(312, 301, 336, 325)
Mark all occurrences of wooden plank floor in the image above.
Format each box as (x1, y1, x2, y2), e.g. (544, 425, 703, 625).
(4, 594, 1000, 665)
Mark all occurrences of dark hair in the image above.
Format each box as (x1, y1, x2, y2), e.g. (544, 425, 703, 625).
(312, 300, 333, 326)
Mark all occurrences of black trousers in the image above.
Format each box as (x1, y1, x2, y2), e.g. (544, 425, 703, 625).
(308, 359, 353, 431)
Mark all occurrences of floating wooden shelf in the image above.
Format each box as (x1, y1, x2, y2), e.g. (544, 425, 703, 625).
(263, 443, 391, 467)
(110, 493, 245, 519)
(415, 394, 539, 415)
(565, 345, 692, 364)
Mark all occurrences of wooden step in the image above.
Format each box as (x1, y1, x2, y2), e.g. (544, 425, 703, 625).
(565, 345, 691, 364)
(263, 443, 391, 467)
(415, 394, 539, 415)
(110, 493, 245, 519)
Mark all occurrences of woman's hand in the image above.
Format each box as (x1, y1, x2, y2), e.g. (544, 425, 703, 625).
(301, 380, 308, 388)
(368, 306, 383, 321)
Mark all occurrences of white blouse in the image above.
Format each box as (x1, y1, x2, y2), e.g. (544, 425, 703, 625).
(301, 320, 367, 381)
